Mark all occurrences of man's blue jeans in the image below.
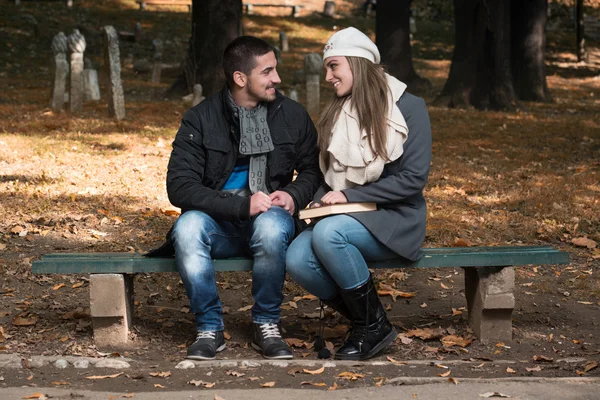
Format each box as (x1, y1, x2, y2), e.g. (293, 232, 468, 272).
(286, 215, 397, 299)
(172, 206, 294, 332)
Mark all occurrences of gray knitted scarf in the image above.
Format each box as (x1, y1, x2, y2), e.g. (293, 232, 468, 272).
(227, 90, 274, 194)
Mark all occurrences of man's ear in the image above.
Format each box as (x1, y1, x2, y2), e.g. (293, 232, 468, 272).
(233, 71, 246, 88)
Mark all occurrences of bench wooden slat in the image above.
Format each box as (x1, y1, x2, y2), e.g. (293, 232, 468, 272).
(32, 246, 569, 274)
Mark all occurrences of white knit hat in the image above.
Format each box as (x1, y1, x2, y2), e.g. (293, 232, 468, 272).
(322, 27, 380, 64)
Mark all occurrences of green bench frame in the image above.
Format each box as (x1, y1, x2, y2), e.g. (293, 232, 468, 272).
(32, 246, 569, 349)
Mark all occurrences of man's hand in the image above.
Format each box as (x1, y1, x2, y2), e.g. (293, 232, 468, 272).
(250, 191, 272, 216)
(269, 190, 295, 215)
(320, 191, 348, 205)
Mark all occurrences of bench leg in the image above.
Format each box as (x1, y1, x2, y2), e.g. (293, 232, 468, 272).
(291, 5, 299, 17)
(90, 273, 134, 349)
(463, 266, 514, 343)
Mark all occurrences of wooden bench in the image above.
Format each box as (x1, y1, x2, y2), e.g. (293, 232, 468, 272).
(243, 3, 304, 17)
(136, 0, 191, 11)
(32, 246, 569, 349)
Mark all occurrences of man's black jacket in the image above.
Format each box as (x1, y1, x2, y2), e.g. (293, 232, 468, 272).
(147, 88, 322, 257)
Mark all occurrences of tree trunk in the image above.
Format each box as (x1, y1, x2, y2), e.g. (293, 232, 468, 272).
(376, 0, 431, 94)
(576, 0, 586, 62)
(166, 0, 242, 98)
(435, 0, 516, 110)
(511, 0, 551, 102)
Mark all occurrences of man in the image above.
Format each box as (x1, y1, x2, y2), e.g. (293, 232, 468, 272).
(151, 36, 322, 360)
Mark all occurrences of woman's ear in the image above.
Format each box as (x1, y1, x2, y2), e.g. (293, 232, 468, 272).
(233, 71, 246, 88)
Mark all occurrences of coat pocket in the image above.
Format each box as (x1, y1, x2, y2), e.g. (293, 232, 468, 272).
(203, 134, 231, 180)
(269, 128, 298, 176)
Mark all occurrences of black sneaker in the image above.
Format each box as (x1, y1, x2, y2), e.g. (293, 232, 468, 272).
(186, 331, 226, 360)
(251, 323, 293, 359)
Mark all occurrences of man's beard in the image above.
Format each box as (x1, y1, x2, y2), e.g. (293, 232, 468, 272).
(248, 81, 276, 103)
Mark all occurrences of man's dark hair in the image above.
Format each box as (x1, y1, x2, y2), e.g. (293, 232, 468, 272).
(223, 36, 275, 87)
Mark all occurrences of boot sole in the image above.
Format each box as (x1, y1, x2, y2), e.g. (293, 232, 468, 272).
(334, 327, 398, 361)
(185, 343, 227, 360)
(251, 342, 293, 359)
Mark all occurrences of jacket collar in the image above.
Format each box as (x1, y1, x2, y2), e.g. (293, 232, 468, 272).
(220, 87, 284, 125)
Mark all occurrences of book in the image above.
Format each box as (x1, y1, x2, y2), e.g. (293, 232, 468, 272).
(298, 202, 377, 220)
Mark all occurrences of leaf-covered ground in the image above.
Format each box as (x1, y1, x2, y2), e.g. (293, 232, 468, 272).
(0, 0, 599, 391)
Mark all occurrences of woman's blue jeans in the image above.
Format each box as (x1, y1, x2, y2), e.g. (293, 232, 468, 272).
(286, 215, 397, 300)
(172, 207, 294, 332)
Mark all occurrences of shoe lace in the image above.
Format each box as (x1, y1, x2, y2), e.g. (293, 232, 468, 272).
(259, 323, 282, 339)
(195, 331, 216, 341)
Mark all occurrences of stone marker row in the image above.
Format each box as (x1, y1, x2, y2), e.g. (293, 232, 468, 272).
(50, 26, 125, 119)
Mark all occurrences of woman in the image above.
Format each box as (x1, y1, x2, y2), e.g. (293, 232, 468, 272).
(286, 27, 432, 361)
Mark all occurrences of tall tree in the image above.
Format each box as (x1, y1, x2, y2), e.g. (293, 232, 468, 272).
(376, 0, 430, 93)
(576, 0, 586, 62)
(511, 0, 551, 101)
(435, 0, 550, 109)
(167, 0, 242, 98)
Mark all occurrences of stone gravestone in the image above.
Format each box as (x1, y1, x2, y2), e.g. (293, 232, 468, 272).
(323, 1, 336, 18)
(67, 29, 86, 114)
(279, 31, 289, 52)
(83, 58, 100, 101)
(191, 84, 205, 107)
(151, 39, 163, 84)
(50, 32, 69, 112)
(134, 22, 143, 43)
(288, 87, 298, 102)
(274, 46, 282, 66)
(103, 26, 126, 120)
(304, 53, 323, 116)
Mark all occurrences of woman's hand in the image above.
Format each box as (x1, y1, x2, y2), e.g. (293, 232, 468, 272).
(320, 191, 348, 205)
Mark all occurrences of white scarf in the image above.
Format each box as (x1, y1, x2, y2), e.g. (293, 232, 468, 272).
(321, 73, 408, 191)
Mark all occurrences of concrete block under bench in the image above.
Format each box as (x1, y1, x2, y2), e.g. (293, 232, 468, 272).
(32, 246, 569, 349)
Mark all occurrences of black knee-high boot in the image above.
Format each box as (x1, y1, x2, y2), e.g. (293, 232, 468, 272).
(334, 275, 397, 360)
(321, 292, 352, 320)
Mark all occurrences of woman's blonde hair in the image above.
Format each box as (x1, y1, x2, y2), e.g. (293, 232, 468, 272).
(318, 56, 391, 164)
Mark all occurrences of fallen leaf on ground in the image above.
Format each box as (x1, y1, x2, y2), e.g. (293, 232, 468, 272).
(479, 393, 511, 398)
(377, 283, 415, 301)
(374, 377, 385, 386)
(71, 282, 83, 288)
(577, 361, 599, 375)
(532, 355, 553, 362)
(122, 394, 135, 398)
(23, 393, 46, 399)
(161, 207, 180, 217)
(420, 303, 427, 308)
(13, 315, 37, 327)
(301, 381, 327, 386)
(453, 237, 475, 247)
(188, 380, 215, 388)
(396, 334, 413, 345)
(451, 308, 463, 316)
(223, 331, 231, 340)
(572, 237, 597, 249)
(260, 381, 275, 387)
(50, 381, 69, 385)
(285, 338, 309, 348)
(154, 384, 165, 388)
(441, 334, 473, 348)
(448, 377, 459, 385)
(149, 371, 171, 378)
(405, 327, 445, 340)
(303, 366, 325, 375)
(577, 301, 593, 305)
(438, 370, 451, 377)
(226, 370, 245, 377)
(52, 283, 65, 291)
(214, 395, 226, 400)
(237, 305, 252, 312)
(506, 367, 516, 374)
(86, 372, 123, 380)
(526, 366, 542, 372)
(327, 382, 339, 391)
(338, 371, 365, 380)
(386, 356, 408, 365)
